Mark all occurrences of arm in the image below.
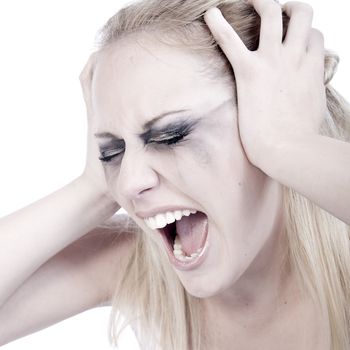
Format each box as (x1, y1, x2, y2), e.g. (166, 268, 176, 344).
(0, 218, 135, 346)
(256, 134, 350, 225)
(0, 49, 120, 308)
(203, 2, 350, 222)
(0, 175, 119, 309)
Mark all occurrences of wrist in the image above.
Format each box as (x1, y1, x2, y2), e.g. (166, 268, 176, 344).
(250, 132, 319, 175)
(79, 171, 109, 197)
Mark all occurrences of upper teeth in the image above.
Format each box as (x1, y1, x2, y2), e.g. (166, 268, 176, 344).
(144, 209, 197, 230)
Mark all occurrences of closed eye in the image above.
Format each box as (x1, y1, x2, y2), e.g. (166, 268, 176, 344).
(145, 121, 193, 146)
(99, 133, 187, 163)
(98, 119, 197, 164)
(98, 149, 124, 163)
(98, 133, 186, 163)
(148, 131, 186, 146)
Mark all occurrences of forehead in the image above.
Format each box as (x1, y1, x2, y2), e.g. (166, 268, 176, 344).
(91, 33, 233, 132)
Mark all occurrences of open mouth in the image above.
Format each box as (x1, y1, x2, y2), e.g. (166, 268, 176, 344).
(159, 211, 209, 263)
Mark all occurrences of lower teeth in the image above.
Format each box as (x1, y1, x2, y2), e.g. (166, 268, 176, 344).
(172, 234, 204, 262)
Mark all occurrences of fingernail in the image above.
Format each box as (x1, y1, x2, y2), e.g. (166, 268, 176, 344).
(204, 7, 222, 23)
(206, 7, 221, 16)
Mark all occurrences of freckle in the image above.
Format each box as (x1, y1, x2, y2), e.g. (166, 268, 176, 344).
(284, 301, 287, 305)
(238, 182, 242, 186)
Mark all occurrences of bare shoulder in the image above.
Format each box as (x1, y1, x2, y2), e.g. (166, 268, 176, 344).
(0, 214, 139, 346)
(73, 213, 139, 306)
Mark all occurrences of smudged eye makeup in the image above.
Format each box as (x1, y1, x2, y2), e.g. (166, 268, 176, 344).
(98, 120, 197, 163)
(144, 122, 195, 146)
(98, 139, 125, 163)
(98, 149, 124, 163)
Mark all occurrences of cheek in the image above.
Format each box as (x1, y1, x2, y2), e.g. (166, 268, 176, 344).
(152, 141, 215, 186)
(176, 141, 213, 169)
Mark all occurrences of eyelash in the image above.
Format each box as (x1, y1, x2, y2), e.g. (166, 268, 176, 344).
(98, 131, 188, 163)
(98, 153, 122, 163)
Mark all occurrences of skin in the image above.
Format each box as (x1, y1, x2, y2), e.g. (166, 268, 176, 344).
(92, 29, 290, 297)
(205, 0, 350, 226)
(90, 30, 310, 349)
(82, 0, 349, 347)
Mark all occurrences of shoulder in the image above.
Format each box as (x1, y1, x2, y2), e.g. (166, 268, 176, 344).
(73, 213, 140, 306)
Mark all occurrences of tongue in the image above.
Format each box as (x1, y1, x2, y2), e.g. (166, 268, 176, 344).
(175, 212, 208, 255)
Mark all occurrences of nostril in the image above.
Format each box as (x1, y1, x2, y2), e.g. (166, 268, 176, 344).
(118, 151, 159, 199)
(137, 187, 153, 196)
(119, 169, 159, 200)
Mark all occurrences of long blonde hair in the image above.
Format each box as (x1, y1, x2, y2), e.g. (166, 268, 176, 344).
(92, 1, 350, 349)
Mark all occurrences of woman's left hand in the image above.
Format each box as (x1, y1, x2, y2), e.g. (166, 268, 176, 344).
(204, 0, 327, 167)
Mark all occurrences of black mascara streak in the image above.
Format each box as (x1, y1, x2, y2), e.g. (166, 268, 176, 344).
(140, 119, 199, 144)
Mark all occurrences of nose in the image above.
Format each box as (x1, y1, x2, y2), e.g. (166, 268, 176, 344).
(117, 147, 159, 200)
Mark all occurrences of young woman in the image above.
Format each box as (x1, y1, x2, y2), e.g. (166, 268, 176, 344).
(1, 0, 349, 349)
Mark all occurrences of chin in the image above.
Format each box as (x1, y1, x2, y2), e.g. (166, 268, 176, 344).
(179, 276, 228, 299)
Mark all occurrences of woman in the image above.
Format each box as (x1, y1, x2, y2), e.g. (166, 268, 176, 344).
(0, 0, 349, 349)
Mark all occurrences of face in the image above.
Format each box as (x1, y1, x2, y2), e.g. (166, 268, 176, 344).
(91, 33, 285, 299)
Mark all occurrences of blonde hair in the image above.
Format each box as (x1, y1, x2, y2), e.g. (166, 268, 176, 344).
(91, 0, 350, 349)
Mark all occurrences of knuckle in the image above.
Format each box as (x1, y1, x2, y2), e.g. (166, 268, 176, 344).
(79, 71, 86, 84)
(298, 3, 313, 21)
(79, 66, 90, 84)
(79, 52, 98, 83)
(300, 2, 313, 14)
(311, 28, 324, 42)
(284, 2, 313, 19)
(293, 2, 313, 18)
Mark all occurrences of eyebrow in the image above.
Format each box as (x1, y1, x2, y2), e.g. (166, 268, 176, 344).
(94, 109, 189, 139)
(94, 96, 235, 140)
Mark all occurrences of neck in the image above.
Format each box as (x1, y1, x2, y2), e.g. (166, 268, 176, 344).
(201, 222, 302, 332)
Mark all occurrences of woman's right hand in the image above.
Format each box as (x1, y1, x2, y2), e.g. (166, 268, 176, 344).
(79, 52, 114, 201)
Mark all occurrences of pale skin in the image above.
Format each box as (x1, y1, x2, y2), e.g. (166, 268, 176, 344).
(202, 1, 347, 348)
(204, 0, 350, 226)
(0, 0, 347, 349)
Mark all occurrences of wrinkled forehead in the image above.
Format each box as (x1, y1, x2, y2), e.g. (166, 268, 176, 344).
(91, 33, 233, 132)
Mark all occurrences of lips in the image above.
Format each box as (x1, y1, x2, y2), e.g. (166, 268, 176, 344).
(136, 204, 210, 270)
(158, 212, 209, 270)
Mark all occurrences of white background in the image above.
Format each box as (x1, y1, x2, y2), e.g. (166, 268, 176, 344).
(0, 1, 349, 349)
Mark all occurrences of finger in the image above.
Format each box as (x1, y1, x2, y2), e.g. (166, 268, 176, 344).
(283, 2, 314, 54)
(204, 7, 249, 67)
(307, 29, 326, 82)
(307, 28, 324, 54)
(79, 51, 97, 87)
(247, 0, 283, 52)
